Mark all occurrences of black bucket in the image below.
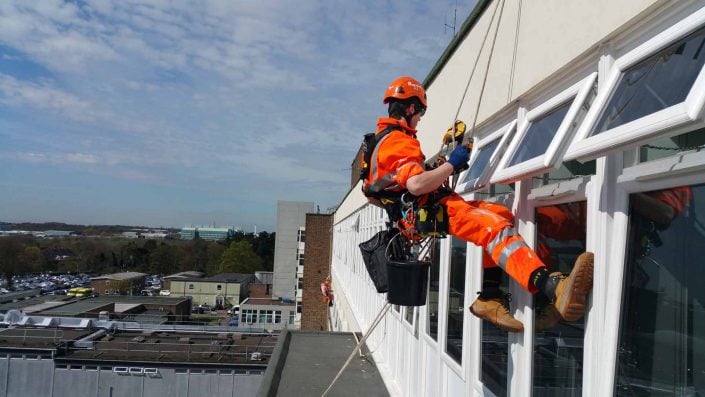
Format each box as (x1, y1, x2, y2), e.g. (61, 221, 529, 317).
(386, 260, 430, 306)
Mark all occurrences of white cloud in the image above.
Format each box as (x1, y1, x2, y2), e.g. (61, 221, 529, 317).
(0, 0, 479, 226)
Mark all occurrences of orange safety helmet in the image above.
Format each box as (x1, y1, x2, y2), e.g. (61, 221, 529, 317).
(383, 76, 427, 107)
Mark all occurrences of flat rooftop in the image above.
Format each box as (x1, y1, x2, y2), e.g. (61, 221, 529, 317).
(0, 327, 277, 366)
(242, 298, 295, 307)
(64, 330, 277, 365)
(260, 330, 389, 396)
(37, 296, 188, 316)
(0, 328, 91, 348)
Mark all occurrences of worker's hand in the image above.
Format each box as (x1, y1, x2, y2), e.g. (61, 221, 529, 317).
(447, 144, 469, 172)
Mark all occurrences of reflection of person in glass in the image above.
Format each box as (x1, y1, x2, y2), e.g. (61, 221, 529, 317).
(362, 76, 594, 332)
(632, 186, 692, 257)
(617, 185, 697, 391)
(531, 203, 588, 331)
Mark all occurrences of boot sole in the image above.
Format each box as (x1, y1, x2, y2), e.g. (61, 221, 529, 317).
(556, 252, 594, 322)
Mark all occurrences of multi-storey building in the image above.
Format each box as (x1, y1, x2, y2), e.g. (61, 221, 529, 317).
(272, 201, 313, 326)
(179, 226, 236, 241)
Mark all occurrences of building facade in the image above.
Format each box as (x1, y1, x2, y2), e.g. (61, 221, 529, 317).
(169, 273, 254, 308)
(330, 1, 705, 396)
(90, 272, 147, 296)
(238, 297, 296, 331)
(179, 226, 236, 241)
(272, 201, 313, 301)
(300, 213, 334, 331)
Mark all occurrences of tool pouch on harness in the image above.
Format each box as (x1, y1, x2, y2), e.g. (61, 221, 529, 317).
(359, 227, 406, 293)
(409, 189, 451, 238)
(415, 202, 449, 237)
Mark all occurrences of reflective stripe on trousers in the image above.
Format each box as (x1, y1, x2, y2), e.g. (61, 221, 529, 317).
(440, 193, 545, 292)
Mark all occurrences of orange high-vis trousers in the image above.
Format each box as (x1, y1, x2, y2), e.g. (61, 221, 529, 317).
(440, 193, 545, 293)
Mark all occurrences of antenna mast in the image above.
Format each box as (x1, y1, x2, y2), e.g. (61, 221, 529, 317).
(444, 1, 458, 37)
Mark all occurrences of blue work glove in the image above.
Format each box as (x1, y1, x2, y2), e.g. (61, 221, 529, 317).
(447, 144, 469, 172)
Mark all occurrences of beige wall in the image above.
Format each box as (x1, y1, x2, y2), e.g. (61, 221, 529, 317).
(170, 280, 242, 307)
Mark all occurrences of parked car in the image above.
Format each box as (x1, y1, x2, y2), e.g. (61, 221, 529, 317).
(159, 289, 171, 296)
(227, 305, 240, 316)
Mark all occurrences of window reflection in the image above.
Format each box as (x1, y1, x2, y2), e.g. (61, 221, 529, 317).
(616, 184, 703, 395)
(638, 128, 705, 163)
(594, 27, 705, 134)
(533, 201, 587, 396)
(464, 139, 500, 183)
(446, 236, 466, 363)
(531, 160, 596, 189)
(427, 240, 441, 340)
(481, 272, 510, 397)
(509, 100, 573, 167)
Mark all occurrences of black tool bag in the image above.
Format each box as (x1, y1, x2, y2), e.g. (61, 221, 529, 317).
(359, 228, 405, 293)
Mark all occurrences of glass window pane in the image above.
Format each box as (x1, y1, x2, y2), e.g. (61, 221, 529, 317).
(481, 273, 510, 397)
(508, 100, 573, 167)
(594, 27, 705, 135)
(616, 184, 702, 395)
(427, 240, 441, 340)
(445, 237, 466, 363)
(531, 160, 596, 188)
(464, 139, 500, 183)
(533, 201, 587, 396)
(638, 127, 705, 163)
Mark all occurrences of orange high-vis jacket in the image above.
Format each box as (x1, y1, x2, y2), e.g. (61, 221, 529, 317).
(363, 117, 426, 196)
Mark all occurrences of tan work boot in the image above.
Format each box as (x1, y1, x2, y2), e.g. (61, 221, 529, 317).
(548, 252, 594, 322)
(469, 295, 524, 333)
(534, 304, 562, 332)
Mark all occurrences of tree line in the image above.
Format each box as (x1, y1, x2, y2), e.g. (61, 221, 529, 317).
(0, 231, 275, 286)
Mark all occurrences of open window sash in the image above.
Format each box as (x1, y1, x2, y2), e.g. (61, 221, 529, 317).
(456, 120, 517, 193)
(491, 73, 597, 184)
(566, 7, 705, 162)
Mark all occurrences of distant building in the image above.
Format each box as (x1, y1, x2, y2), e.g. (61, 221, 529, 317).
(300, 213, 333, 331)
(42, 230, 74, 238)
(162, 270, 205, 291)
(272, 201, 313, 305)
(122, 229, 169, 239)
(0, 322, 270, 397)
(249, 271, 274, 298)
(180, 226, 236, 241)
(90, 272, 147, 296)
(238, 297, 296, 330)
(169, 273, 254, 309)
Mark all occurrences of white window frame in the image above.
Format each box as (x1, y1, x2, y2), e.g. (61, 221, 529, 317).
(596, 149, 705, 396)
(492, 72, 597, 184)
(567, 8, 705, 162)
(457, 120, 517, 193)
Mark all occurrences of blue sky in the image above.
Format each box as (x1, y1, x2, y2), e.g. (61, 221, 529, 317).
(0, 0, 476, 232)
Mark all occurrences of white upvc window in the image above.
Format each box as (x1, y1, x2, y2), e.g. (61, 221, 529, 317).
(457, 120, 517, 193)
(492, 73, 597, 184)
(567, 8, 705, 162)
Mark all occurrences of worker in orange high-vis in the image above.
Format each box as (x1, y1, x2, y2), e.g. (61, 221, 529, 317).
(362, 76, 594, 332)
